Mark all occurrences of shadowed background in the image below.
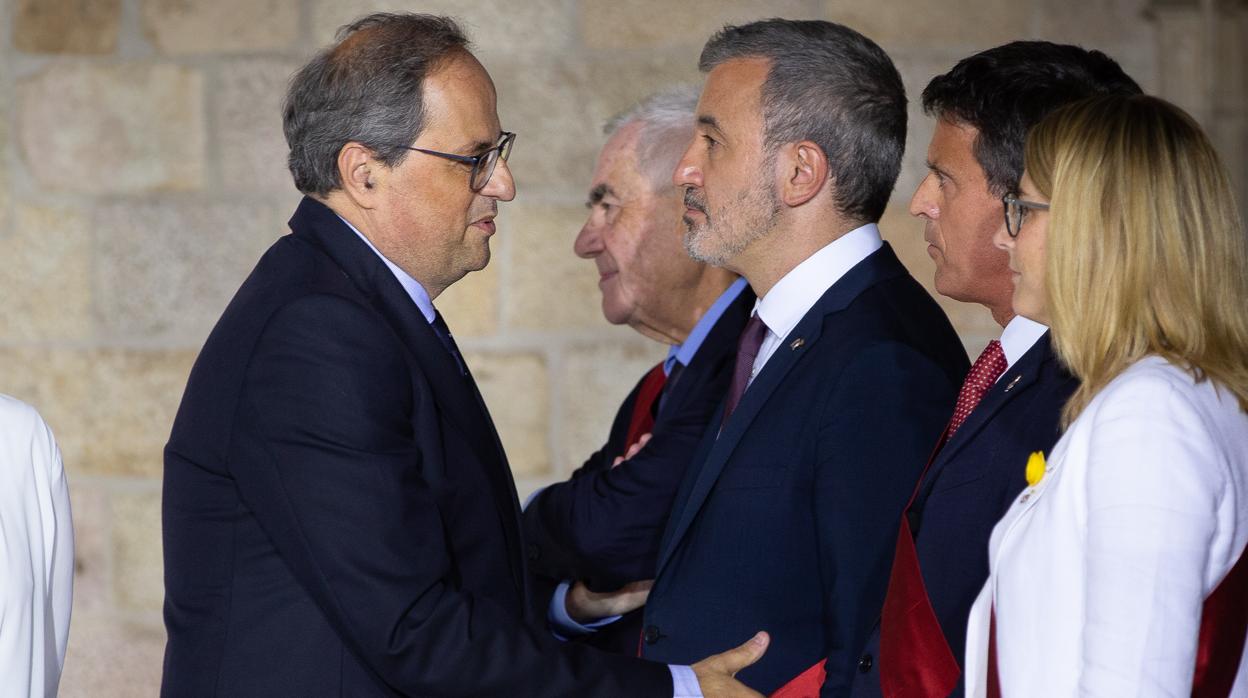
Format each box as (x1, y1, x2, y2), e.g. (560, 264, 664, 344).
(0, 0, 1244, 693)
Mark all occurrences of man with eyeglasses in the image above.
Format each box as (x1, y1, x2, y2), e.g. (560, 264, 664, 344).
(161, 13, 765, 697)
(836, 42, 1142, 698)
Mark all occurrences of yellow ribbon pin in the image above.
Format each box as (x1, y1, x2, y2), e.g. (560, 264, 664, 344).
(1025, 451, 1046, 487)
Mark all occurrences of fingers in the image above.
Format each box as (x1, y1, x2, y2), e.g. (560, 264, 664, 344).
(612, 433, 652, 468)
(708, 631, 770, 675)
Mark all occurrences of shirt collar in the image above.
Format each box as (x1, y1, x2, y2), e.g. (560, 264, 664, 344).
(337, 214, 437, 324)
(999, 315, 1049, 369)
(753, 223, 883, 340)
(665, 277, 749, 375)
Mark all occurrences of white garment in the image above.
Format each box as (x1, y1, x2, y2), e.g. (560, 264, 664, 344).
(965, 357, 1248, 697)
(0, 395, 73, 697)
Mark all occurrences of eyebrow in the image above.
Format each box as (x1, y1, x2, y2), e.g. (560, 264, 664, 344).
(926, 160, 954, 182)
(697, 114, 725, 137)
(587, 183, 615, 207)
(461, 131, 505, 155)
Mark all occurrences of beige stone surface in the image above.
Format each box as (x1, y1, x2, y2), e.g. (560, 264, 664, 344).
(892, 54, 951, 210)
(0, 348, 195, 478)
(579, 0, 821, 50)
(112, 489, 164, 611)
(17, 63, 204, 194)
(141, 0, 300, 54)
(491, 54, 699, 194)
(558, 339, 664, 475)
(59, 614, 164, 697)
(92, 201, 283, 346)
(437, 258, 500, 338)
(467, 351, 550, 476)
(503, 204, 605, 331)
(13, 0, 122, 54)
(215, 59, 302, 193)
(824, 0, 1027, 50)
(68, 487, 113, 616)
(310, 0, 575, 55)
(0, 204, 92, 341)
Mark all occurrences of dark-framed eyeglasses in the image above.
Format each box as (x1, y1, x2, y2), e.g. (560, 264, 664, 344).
(1002, 194, 1050, 238)
(394, 131, 516, 192)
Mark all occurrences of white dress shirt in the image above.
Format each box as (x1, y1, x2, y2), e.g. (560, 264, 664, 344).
(996, 315, 1048, 379)
(0, 395, 73, 698)
(750, 223, 883, 381)
(964, 356, 1248, 696)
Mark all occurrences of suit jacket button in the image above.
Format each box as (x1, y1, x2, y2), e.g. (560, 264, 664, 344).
(858, 653, 873, 673)
(526, 543, 540, 561)
(644, 625, 662, 644)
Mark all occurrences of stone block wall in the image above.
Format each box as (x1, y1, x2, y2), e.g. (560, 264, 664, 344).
(0, 0, 1241, 694)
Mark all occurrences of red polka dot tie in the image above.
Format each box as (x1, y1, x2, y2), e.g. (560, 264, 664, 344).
(947, 339, 1007, 439)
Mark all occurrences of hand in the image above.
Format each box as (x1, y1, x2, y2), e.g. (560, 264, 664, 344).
(612, 433, 652, 467)
(564, 579, 654, 624)
(692, 632, 769, 698)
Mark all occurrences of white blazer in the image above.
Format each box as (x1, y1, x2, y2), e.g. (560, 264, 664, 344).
(0, 395, 73, 697)
(965, 357, 1248, 697)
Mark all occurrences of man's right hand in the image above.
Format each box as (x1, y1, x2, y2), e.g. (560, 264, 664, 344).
(691, 631, 769, 698)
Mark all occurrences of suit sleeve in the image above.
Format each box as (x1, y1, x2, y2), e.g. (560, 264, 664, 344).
(1077, 375, 1225, 696)
(230, 294, 671, 697)
(525, 372, 722, 590)
(813, 342, 958, 697)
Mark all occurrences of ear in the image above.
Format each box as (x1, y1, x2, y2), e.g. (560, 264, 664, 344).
(337, 142, 381, 207)
(777, 140, 829, 208)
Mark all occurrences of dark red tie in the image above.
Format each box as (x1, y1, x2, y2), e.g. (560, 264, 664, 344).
(723, 312, 768, 427)
(623, 363, 667, 453)
(771, 341, 1007, 698)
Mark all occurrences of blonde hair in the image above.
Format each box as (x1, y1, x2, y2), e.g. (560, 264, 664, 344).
(1026, 95, 1248, 427)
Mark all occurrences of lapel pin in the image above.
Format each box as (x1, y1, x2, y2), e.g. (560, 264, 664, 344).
(790, 338, 805, 350)
(1003, 374, 1022, 392)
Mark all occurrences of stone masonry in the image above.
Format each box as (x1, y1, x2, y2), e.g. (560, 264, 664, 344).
(0, 0, 1242, 694)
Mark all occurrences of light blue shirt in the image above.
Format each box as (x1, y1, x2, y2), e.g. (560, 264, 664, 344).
(339, 215, 437, 323)
(664, 277, 750, 376)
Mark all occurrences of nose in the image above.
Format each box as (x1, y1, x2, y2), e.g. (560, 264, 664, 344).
(574, 212, 603, 259)
(909, 173, 938, 219)
(481, 158, 517, 202)
(673, 141, 703, 190)
(992, 222, 1013, 251)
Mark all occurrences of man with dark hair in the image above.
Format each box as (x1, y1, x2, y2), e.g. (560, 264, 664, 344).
(635, 19, 969, 695)
(161, 13, 765, 697)
(522, 87, 754, 656)
(838, 41, 1142, 698)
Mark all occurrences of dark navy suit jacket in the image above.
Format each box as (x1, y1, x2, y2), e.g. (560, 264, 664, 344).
(161, 197, 671, 697)
(523, 286, 754, 590)
(640, 244, 970, 696)
(523, 284, 753, 653)
(849, 332, 1077, 697)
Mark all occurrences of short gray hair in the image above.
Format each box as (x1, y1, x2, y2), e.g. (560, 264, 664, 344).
(603, 85, 700, 192)
(699, 19, 906, 223)
(283, 13, 469, 196)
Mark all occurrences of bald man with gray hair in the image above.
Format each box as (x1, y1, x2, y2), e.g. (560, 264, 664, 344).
(523, 87, 753, 655)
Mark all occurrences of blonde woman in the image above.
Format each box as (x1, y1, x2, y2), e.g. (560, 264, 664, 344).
(964, 94, 1248, 696)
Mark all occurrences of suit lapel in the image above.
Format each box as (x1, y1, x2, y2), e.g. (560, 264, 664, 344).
(289, 198, 528, 601)
(922, 334, 1055, 485)
(657, 245, 907, 573)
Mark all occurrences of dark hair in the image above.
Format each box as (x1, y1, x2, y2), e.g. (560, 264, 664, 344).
(283, 13, 469, 196)
(699, 19, 906, 223)
(921, 41, 1141, 197)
